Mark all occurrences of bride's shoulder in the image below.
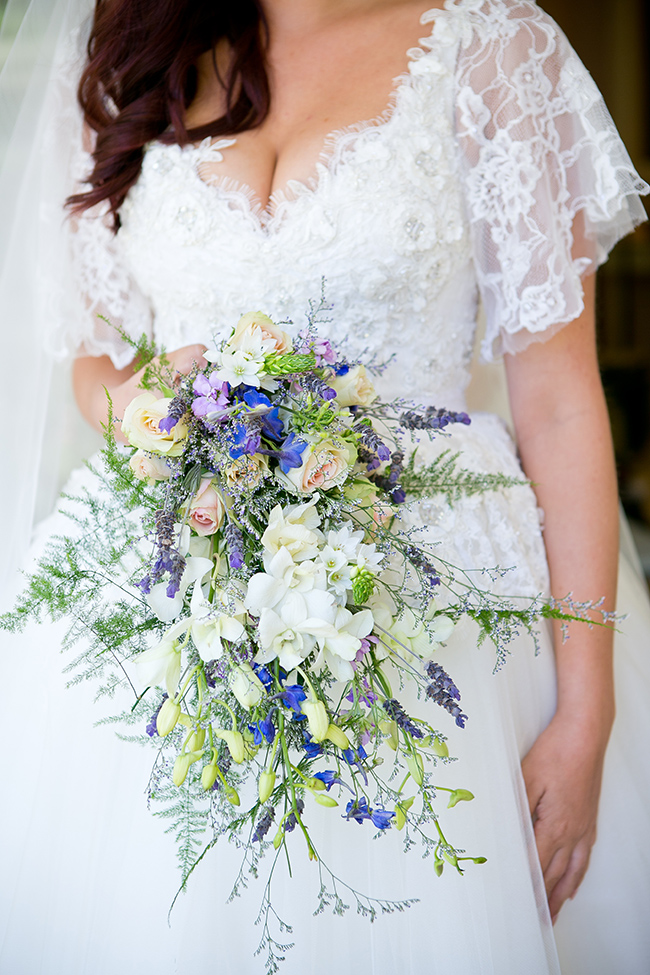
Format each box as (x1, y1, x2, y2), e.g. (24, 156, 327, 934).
(436, 0, 567, 46)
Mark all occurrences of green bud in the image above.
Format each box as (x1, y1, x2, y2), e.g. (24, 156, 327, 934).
(188, 728, 206, 752)
(264, 352, 317, 376)
(473, 857, 488, 865)
(172, 753, 192, 787)
(273, 829, 284, 850)
(258, 770, 276, 804)
(225, 785, 240, 806)
(201, 763, 219, 791)
(379, 719, 399, 751)
(429, 737, 449, 758)
(157, 698, 181, 736)
(307, 777, 327, 792)
(434, 858, 444, 877)
(447, 789, 474, 809)
(351, 567, 376, 605)
(325, 722, 350, 750)
(406, 752, 424, 786)
(313, 793, 338, 808)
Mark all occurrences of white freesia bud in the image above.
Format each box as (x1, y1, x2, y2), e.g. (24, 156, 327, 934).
(302, 696, 330, 742)
(228, 663, 265, 710)
(215, 729, 246, 764)
(201, 763, 219, 790)
(156, 698, 181, 736)
(258, 770, 276, 803)
(173, 753, 193, 787)
(325, 723, 350, 750)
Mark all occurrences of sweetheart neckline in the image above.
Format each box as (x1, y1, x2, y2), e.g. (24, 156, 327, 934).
(147, 3, 455, 235)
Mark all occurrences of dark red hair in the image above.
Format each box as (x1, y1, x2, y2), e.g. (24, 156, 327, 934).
(68, 0, 270, 229)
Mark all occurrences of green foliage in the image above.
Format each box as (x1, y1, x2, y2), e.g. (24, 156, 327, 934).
(401, 449, 528, 505)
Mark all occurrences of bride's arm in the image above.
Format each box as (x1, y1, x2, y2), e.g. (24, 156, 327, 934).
(504, 272, 617, 922)
(73, 343, 208, 440)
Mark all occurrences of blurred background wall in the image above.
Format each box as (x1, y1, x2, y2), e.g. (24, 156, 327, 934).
(2, 0, 649, 568)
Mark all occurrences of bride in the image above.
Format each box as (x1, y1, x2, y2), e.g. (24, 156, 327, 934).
(0, 0, 648, 972)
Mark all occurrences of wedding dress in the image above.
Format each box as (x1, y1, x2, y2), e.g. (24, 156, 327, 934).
(1, 2, 649, 973)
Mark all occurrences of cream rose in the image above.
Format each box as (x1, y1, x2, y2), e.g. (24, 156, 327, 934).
(121, 392, 188, 456)
(327, 365, 376, 408)
(280, 438, 357, 495)
(186, 478, 225, 536)
(224, 453, 269, 490)
(129, 450, 172, 484)
(230, 311, 292, 355)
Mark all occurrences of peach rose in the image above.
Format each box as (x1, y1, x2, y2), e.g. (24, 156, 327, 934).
(129, 450, 172, 484)
(328, 365, 377, 408)
(281, 438, 357, 495)
(230, 311, 292, 355)
(187, 478, 225, 536)
(121, 392, 188, 456)
(224, 453, 269, 490)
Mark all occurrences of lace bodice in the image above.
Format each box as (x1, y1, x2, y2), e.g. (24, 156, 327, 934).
(60, 0, 647, 410)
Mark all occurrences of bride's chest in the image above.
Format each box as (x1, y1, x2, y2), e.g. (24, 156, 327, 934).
(116, 50, 471, 325)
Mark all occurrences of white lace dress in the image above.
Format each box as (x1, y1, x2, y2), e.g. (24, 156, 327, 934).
(1, 2, 649, 973)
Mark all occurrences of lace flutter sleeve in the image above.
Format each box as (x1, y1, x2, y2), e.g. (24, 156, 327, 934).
(46, 48, 153, 370)
(449, 0, 649, 360)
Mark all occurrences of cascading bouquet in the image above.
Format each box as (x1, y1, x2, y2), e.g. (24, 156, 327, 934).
(3, 302, 611, 972)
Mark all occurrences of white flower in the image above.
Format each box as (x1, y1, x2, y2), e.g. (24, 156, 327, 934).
(190, 584, 247, 660)
(136, 618, 190, 696)
(217, 348, 264, 388)
(145, 556, 213, 622)
(314, 607, 374, 681)
(245, 547, 326, 617)
(228, 663, 265, 710)
(255, 589, 337, 671)
(382, 609, 455, 664)
(260, 501, 323, 563)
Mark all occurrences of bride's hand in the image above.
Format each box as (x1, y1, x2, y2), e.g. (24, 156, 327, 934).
(73, 343, 208, 438)
(521, 712, 609, 922)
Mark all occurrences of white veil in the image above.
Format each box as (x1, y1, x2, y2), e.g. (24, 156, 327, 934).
(0, 0, 97, 604)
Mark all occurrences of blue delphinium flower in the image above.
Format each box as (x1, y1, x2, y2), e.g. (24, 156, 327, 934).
(344, 798, 394, 829)
(278, 682, 307, 715)
(249, 711, 276, 746)
(342, 745, 369, 784)
(229, 422, 262, 459)
(276, 433, 308, 473)
(252, 663, 273, 688)
(303, 731, 322, 758)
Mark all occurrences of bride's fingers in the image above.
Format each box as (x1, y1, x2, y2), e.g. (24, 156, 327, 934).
(547, 840, 592, 921)
(167, 343, 208, 376)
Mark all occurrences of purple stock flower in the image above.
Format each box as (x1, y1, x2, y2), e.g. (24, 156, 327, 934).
(192, 373, 230, 418)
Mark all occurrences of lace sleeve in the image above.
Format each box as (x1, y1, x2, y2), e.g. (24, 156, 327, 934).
(449, 0, 649, 361)
(45, 50, 153, 370)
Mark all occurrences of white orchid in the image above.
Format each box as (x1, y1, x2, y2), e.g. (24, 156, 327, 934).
(245, 547, 326, 617)
(381, 608, 455, 664)
(145, 555, 213, 623)
(135, 617, 191, 696)
(313, 607, 375, 681)
(256, 589, 337, 671)
(260, 501, 323, 563)
(190, 584, 247, 660)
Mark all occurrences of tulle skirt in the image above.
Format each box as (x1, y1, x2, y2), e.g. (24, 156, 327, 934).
(1, 415, 649, 975)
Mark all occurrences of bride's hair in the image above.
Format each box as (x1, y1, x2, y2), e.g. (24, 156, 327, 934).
(68, 0, 270, 229)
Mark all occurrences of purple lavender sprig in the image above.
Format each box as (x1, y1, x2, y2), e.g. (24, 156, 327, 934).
(382, 698, 424, 739)
(425, 662, 468, 728)
(399, 407, 470, 432)
(224, 522, 245, 569)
